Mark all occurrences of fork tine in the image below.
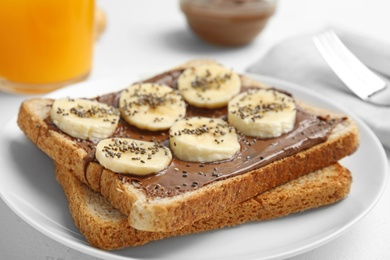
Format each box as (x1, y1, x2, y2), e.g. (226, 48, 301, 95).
(313, 30, 386, 100)
(313, 32, 370, 99)
(325, 31, 385, 88)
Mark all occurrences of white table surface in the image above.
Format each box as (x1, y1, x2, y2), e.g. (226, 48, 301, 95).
(1, 0, 389, 259)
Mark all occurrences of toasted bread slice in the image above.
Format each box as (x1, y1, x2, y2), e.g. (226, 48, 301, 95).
(55, 162, 352, 250)
(18, 60, 359, 232)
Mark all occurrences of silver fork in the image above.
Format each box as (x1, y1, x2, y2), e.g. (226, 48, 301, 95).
(313, 30, 390, 106)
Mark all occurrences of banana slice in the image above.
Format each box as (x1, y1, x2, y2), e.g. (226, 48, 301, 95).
(169, 117, 240, 163)
(228, 88, 297, 138)
(177, 64, 241, 109)
(119, 83, 186, 131)
(50, 98, 119, 140)
(96, 138, 172, 175)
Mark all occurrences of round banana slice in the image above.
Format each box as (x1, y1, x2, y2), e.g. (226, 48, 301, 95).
(169, 117, 240, 163)
(50, 98, 119, 140)
(96, 138, 172, 175)
(177, 64, 241, 109)
(228, 88, 297, 138)
(119, 83, 186, 131)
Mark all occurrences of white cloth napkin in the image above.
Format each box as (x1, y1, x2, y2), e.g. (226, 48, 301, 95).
(247, 28, 390, 149)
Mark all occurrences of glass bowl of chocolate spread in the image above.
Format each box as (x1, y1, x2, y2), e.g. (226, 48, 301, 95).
(180, 0, 277, 47)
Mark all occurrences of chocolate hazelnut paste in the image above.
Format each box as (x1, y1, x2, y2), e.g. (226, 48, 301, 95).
(180, 0, 277, 46)
(47, 69, 342, 198)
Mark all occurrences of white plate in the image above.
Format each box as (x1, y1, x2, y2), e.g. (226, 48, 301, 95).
(0, 73, 388, 260)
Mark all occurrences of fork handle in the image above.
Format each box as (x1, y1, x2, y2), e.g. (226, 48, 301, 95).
(367, 76, 390, 106)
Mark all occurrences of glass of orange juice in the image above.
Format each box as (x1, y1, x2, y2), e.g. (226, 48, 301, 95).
(0, 0, 95, 94)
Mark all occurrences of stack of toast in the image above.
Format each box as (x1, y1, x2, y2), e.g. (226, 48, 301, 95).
(17, 60, 359, 250)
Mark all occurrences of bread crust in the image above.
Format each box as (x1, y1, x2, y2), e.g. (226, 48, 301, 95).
(17, 60, 359, 232)
(55, 162, 352, 250)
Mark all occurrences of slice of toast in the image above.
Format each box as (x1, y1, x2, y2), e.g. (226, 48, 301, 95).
(55, 162, 352, 250)
(17, 60, 359, 232)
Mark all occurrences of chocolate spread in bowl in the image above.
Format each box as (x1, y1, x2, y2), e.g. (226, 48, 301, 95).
(180, 0, 277, 46)
(47, 69, 342, 198)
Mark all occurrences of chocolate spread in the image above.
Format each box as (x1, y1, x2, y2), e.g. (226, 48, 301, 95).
(47, 69, 341, 198)
(180, 0, 277, 46)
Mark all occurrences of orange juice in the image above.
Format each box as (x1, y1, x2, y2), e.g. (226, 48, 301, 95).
(0, 0, 95, 94)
